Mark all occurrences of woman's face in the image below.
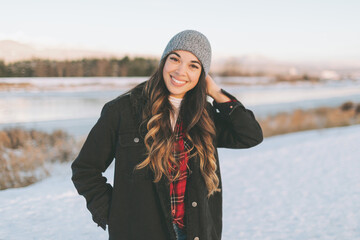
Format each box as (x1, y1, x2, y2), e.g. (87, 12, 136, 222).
(163, 50, 202, 98)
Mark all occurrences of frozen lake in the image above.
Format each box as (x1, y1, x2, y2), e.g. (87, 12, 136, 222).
(1, 77, 360, 136)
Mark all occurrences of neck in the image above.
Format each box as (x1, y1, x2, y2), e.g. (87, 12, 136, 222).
(168, 95, 183, 130)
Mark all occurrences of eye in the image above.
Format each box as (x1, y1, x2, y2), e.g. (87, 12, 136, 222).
(190, 64, 199, 69)
(169, 57, 179, 62)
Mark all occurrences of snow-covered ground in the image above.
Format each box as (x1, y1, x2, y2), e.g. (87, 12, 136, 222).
(1, 125, 359, 240)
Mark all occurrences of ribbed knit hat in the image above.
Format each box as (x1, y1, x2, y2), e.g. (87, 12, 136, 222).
(160, 30, 212, 76)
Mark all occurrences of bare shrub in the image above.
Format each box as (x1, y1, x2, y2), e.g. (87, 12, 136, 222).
(259, 101, 360, 137)
(0, 131, 11, 149)
(355, 104, 360, 114)
(0, 128, 78, 190)
(340, 101, 354, 111)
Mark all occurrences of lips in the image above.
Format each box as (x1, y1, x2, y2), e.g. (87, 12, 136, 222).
(170, 75, 187, 87)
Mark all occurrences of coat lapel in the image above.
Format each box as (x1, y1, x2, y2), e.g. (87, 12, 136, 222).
(154, 176, 178, 240)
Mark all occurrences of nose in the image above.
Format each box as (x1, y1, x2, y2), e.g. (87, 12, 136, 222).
(175, 63, 187, 76)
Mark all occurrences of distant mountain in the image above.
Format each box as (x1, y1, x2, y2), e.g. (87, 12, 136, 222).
(0, 40, 123, 63)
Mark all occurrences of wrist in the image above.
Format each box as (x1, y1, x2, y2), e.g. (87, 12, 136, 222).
(210, 88, 231, 103)
(208, 86, 221, 98)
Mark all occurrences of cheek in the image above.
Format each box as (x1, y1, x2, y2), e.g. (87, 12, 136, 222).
(162, 67, 166, 79)
(163, 60, 172, 74)
(163, 63, 169, 76)
(163, 60, 176, 73)
(191, 71, 201, 84)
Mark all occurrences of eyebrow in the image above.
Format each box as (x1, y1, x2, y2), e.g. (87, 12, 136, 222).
(170, 52, 201, 65)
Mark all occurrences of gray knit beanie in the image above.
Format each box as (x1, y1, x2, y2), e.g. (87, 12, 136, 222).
(160, 30, 212, 76)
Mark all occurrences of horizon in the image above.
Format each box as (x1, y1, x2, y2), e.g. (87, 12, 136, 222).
(1, 39, 359, 72)
(1, 0, 360, 64)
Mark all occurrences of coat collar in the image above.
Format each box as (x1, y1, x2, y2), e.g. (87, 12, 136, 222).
(129, 81, 148, 138)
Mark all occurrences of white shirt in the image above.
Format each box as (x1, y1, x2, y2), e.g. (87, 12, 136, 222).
(168, 95, 183, 131)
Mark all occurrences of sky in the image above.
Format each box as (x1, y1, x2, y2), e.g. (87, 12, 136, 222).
(1, 0, 360, 62)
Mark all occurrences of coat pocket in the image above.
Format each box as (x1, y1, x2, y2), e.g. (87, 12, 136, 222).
(116, 131, 151, 181)
(118, 131, 143, 147)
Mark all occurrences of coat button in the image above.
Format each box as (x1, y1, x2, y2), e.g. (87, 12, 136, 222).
(194, 237, 199, 240)
(133, 137, 139, 143)
(192, 201, 197, 207)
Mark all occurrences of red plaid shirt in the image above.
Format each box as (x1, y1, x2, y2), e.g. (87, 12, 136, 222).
(169, 99, 234, 229)
(169, 120, 190, 229)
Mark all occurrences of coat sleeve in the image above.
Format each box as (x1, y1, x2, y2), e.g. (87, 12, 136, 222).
(71, 101, 119, 230)
(210, 89, 263, 148)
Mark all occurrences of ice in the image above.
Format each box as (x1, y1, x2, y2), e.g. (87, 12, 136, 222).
(2, 77, 360, 136)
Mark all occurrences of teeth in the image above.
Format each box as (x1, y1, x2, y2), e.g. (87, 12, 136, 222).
(172, 77, 185, 84)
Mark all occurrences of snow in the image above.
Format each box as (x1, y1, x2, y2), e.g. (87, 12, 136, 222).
(1, 125, 359, 239)
(0, 77, 148, 92)
(221, 126, 360, 239)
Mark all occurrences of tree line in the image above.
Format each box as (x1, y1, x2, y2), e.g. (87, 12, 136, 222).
(0, 57, 318, 79)
(0, 57, 159, 77)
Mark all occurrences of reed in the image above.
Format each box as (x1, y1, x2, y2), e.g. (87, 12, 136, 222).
(259, 102, 360, 137)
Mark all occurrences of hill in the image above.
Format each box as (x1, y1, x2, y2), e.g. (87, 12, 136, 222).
(0, 40, 122, 63)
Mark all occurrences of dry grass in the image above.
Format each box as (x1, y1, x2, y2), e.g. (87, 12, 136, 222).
(259, 102, 360, 137)
(0, 128, 78, 190)
(2, 101, 360, 190)
(0, 82, 33, 91)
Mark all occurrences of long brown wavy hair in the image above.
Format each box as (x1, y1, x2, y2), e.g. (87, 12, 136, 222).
(135, 54, 220, 197)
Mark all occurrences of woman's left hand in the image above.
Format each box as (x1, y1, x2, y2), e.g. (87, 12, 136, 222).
(205, 75, 231, 103)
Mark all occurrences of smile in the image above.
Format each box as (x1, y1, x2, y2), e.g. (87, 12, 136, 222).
(170, 76, 187, 86)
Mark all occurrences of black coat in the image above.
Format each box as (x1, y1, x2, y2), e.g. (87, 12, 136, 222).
(71, 85, 263, 240)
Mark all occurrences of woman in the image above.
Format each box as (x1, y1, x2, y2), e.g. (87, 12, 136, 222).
(71, 30, 263, 240)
